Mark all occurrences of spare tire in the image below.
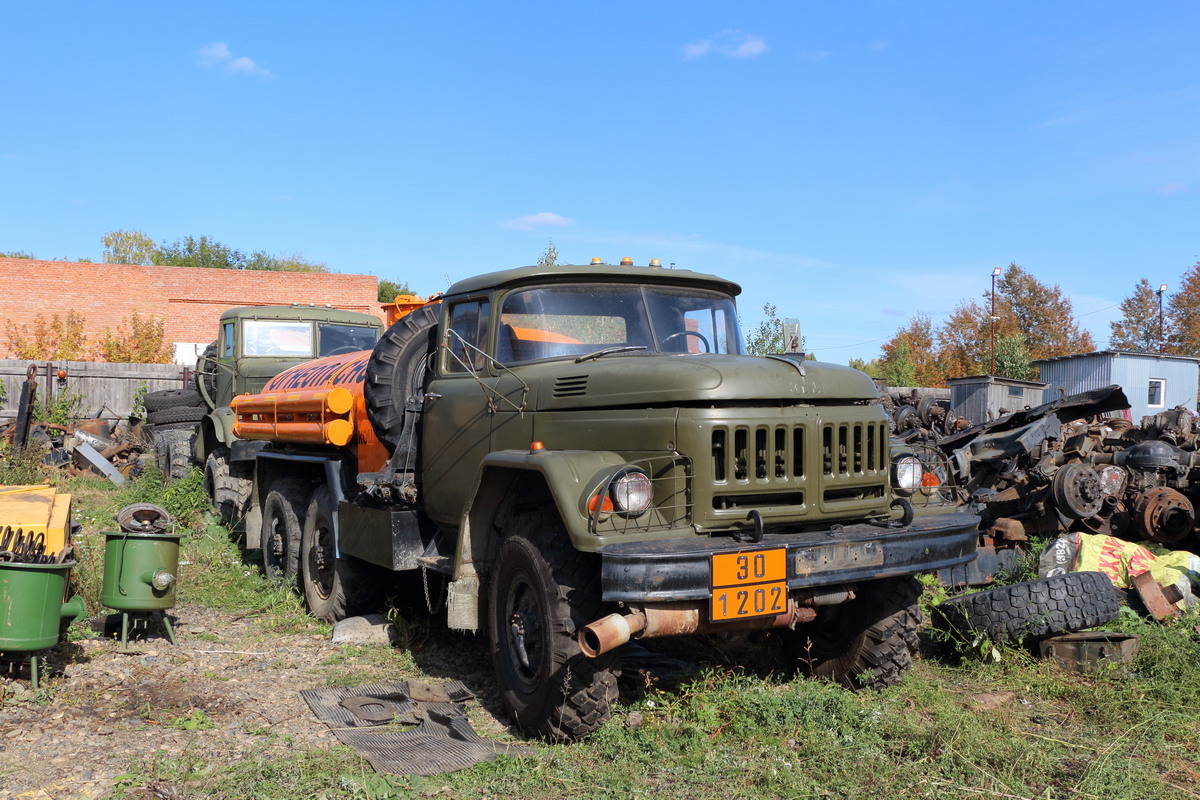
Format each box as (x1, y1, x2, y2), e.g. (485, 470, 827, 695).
(364, 303, 440, 453)
(933, 571, 1120, 645)
(144, 388, 202, 412)
(194, 341, 219, 408)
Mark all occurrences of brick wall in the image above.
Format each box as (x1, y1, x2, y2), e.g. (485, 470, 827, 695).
(0, 259, 382, 356)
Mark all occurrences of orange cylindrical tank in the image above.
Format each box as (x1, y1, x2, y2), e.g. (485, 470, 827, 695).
(231, 351, 390, 470)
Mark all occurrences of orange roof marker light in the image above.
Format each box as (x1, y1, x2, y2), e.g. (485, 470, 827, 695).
(529, 441, 546, 454)
(620, 257, 634, 266)
(590, 257, 604, 265)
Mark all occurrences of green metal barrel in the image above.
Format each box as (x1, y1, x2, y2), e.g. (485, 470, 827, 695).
(0, 561, 86, 651)
(101, 531, 183, 612)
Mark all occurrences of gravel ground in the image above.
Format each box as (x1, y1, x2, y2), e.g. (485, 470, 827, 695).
(0, 603, 509, 800)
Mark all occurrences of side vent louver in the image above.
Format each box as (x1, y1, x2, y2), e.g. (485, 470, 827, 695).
(553, 375, 589, 397)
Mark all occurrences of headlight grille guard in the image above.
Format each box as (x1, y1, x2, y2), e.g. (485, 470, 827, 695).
(588, 454, 693, 535)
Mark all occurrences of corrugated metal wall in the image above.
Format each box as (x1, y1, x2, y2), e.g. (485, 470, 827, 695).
(949, 377, 1047, 426)
(1036, 353, 1198, 421)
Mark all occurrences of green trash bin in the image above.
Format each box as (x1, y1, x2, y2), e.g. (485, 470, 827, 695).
(101, 529, 182, 647)
(0, 560, 86, 688)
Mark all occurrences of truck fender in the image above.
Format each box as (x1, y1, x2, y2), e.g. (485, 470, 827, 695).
(198, 407, 238, 460)
(446, 449, 629, 632)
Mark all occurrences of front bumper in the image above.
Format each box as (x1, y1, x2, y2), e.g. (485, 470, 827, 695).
(598, 511, 981, 603)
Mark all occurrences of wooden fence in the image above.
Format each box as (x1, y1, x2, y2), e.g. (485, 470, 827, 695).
(0, 360, 188, 420)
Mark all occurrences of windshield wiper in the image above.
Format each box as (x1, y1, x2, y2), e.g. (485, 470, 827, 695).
(574, 345, 647, 364)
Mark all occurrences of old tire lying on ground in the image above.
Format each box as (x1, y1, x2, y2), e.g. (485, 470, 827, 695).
(154, 428, 195, 482)
(933, 571, 1120, 645)
(488, 508, 619, 742)
(147, 405, 206, 427)
(143, 388, 202, 413)
(203, 447, 253, 523)
(779, 576, 923, 690)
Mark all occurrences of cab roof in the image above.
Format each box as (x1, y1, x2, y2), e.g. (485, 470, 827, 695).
(218, 305, 382, 326)
(444, 263, 742, 299)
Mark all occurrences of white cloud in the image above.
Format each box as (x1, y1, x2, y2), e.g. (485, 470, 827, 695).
(682, 30, 767, 60)
(502, 212, 575, 231)
(198, 42, 272, 78)
(1155, 182, 1188, 195)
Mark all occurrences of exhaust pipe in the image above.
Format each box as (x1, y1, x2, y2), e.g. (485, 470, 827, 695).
(578, 601, 818, 658)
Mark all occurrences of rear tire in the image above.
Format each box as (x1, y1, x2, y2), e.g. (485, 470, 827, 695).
(487, 508, 618, 742)
(154, 428, 195, 483)
(300, 486, 375, 622)
(261, 479, 307, 589)
(203, 447, 252, 522)
(779, 576, 922, 690)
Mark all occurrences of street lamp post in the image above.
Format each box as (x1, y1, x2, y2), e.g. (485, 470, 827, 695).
(990, 267, 1002, 374)
(1158, 283, 1168, 353)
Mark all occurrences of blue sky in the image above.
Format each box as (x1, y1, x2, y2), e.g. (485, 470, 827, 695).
(2, 2, 1197, 362)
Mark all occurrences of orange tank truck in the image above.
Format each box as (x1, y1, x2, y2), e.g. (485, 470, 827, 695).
(228, 294, 441, 473)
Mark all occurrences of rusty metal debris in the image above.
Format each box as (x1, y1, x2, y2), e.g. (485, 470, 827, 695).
(1038, 631, 1140, 674)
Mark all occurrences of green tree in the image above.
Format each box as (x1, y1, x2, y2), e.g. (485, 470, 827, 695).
(0, 250, 35, 259)
(745, 303, 787, 356)
(102, 229, 158, 265)
(156, 235, 246, 269)
(244, 250, 329, 272)
(880, 339, 917, 387)
(1109, 278, 1165, 353)
(537, 239, 560, 268)
(377, 278, 413, 303)
(848, 356, 884, 377)
(993, 335, 1035, 380)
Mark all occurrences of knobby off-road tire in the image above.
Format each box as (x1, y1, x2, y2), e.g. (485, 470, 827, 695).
(194, 342, 219, 408)
(147, 405, 206, 426)
(300, 486, 378, 622)
(143, 388, 202, 413)
(154, 428, 195, 483)
(203, 447, 253, 523)
(487, 509, 619, 742)
(934, 571, 1120, 645)
(780, 576, 923, 691)
(261, 478, 308, 590)
(364, 304, 440, 454)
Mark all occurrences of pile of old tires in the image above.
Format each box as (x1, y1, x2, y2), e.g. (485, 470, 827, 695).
(933, 571, 1121, 646)
(144, 387, 205, 482)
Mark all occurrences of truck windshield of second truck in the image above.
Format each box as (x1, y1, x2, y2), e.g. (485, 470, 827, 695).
(318, 323, 381, 357)
(497, 283, 746, 363)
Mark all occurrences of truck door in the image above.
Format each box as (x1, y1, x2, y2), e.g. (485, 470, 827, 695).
(422, 297, 496, 527)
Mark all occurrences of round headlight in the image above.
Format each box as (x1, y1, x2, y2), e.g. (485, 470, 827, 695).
(612, 470, 653, 516)
(892, 454, 924, 493)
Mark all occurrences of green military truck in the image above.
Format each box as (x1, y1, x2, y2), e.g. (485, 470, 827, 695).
(232, 260, 980, 742)
(145, 305, 383, 517)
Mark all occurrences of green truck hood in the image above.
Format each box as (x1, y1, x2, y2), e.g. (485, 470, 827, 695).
(528, 355, 879, 410)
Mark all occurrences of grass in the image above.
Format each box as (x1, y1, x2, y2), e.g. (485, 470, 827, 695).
(22, 469, 1200, 799)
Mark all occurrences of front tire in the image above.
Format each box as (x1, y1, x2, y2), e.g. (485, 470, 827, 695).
(203, 447, 252, 523)
(487, 510, 618, 742)
(779, 576, 922, 690)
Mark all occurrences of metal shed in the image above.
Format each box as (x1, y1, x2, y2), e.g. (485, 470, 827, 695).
(1032, 350, 1200, 422)
(946, 375, 1048, 427)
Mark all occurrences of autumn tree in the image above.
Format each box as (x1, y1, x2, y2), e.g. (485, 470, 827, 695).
(879, 313, 944, 387)
(1165, 261, 1200, 356)
(94, 312, 174, 363)
(4, 310, 92, 360)
(102, 229, 158, 265)
(996, 263, 1094, 358)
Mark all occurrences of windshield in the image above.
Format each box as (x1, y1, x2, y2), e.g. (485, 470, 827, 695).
(496, 283, 745, 363)
(318, 323, 380, 356)
(242, 320, 314, 357)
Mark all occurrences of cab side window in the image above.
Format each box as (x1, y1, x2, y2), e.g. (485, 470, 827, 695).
(445, 299, 491, 374)
(222, 322, 235, 358)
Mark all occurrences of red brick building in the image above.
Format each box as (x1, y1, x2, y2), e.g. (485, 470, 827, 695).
(0, 258, 382, 361)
